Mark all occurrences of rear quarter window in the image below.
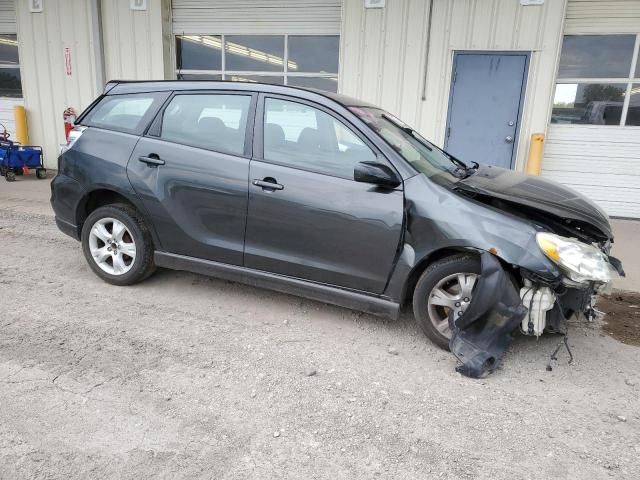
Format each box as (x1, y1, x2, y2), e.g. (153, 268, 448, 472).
(83, 92, 168, 135)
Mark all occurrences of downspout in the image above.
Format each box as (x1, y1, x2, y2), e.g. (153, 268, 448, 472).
(89, 0, 106, 93)
(420, 0, 434, 101)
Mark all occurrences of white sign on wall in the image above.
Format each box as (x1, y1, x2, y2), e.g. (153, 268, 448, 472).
(29, 0, 43, 13)
(130, 0, 147, 11)
(520, 0, 544, 5)
(364, 0, 385, 8)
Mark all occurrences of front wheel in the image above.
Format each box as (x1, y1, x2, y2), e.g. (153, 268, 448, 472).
(81, 203, 155, 286)
(412, 254, 481, 350)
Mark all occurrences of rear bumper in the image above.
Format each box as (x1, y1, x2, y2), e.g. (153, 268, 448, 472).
(55, 216, 81, 240)
(50, 173, 85, 241)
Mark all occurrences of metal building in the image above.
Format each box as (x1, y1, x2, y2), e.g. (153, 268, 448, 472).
(0, 0, 638, 219)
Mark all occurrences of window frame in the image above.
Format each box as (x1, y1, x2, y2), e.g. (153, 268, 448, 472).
(553, 33, 640, 126)
(145, 90, 258, 159)
(254, 92, 387, 181)
(174, 34, 339, 92)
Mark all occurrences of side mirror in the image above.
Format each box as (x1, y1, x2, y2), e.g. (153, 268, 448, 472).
(354, 161, 401, 188)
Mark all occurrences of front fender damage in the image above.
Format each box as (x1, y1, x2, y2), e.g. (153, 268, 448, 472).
(449, 251, 527, 378)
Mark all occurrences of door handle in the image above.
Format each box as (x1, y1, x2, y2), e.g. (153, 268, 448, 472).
(252, 178, 284, 191)
(138, 154, 165, 167)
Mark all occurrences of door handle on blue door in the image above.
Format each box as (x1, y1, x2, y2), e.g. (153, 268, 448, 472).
(252, 178, 284, 191)
(139, 154, 165, 167)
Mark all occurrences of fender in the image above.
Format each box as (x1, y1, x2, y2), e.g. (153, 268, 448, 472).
(383, 174, 561, 304)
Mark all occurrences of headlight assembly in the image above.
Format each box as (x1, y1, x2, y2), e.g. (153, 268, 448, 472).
(536, 232, 616, 284)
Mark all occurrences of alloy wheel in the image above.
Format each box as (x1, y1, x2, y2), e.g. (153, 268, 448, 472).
(88, 217, 137, 275)
(427, 272, 479, 339)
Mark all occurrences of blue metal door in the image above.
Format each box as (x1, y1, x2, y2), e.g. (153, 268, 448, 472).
(445, 52, 529, 169)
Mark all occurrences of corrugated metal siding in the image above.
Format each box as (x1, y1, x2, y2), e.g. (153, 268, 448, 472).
(565, 0, 640, 33)
(172, 0, 342, 34)
(543, 125, 640, 218)
(15, 0, 99, 168)
(340, 0, 567, 171)
(0, 97, 23, 139)
(102, 0, 168, 80)
(0, 0, 15, 34)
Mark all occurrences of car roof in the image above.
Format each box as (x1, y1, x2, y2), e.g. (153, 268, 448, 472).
(105, 80, 377, 109)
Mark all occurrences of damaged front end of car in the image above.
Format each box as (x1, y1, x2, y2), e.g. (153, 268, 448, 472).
(449, 236, 625, 379)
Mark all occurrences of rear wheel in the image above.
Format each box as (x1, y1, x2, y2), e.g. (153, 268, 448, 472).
(81, 203, 155, 286)
(36, 168, 47, 179)
(412, 254, 481, 350)
(5, 170, 15, 182)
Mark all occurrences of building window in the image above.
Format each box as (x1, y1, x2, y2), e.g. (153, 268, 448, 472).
(552, 34, 640, 126)
(0, 34, 21, 98)
(175, 35, 339, 93)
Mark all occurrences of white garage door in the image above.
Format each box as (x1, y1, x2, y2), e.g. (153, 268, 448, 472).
(544, 0, 640, 219)
(172, 0, 342, 35)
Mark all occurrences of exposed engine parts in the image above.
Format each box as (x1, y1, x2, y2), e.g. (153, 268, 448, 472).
(449, 251, 623, 379)
(519, 281, 555, 337)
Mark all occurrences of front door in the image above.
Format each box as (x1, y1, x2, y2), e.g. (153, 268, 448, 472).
(127, 91, 255, 265)
(243, 95, 404, 294)
(445, 52, 529, 169)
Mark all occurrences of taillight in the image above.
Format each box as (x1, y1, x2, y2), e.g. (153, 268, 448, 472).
(60, 126, 87, 153)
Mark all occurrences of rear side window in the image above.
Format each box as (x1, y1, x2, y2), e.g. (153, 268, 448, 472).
(159, 94, 252, 156)
(83, 92, 167, 134)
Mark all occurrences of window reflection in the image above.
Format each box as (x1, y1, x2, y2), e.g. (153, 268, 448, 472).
(0, 68, 21, 97)
(288, 36, 339, 74)
(0, 35, 19, 66)
(175, 35, 340, 92)
(176, 35, 222, 70)
(287, 76, 338, 92)
(552, 83, 626, 125)
(626, 85, 640, 126)
(225, 36, 286, 72)
(558, 35, 635, 79)
(178, 73, 222, 81)
(228, 75, 284, 85)
(0, 34, 21, 97)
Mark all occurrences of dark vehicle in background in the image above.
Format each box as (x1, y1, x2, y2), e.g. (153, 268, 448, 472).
(51, 81, 623, 376)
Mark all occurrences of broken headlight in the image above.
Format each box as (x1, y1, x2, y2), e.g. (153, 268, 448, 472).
(536, 232, 616, 284)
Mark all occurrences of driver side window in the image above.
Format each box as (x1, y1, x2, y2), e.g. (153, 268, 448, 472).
(263, 98, 376, 178)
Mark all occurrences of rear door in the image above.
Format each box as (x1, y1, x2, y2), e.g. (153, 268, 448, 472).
(127, 91, 256, 265)
(243, 95, 404, 294)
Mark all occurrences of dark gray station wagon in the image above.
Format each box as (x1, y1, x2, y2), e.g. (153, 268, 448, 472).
(52, 81, 623, 377)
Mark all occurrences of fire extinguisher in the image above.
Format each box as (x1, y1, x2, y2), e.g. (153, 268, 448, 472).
(63, 107, 77, 141)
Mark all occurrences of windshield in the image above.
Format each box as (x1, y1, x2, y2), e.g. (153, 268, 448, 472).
(349, 107, 464, 183)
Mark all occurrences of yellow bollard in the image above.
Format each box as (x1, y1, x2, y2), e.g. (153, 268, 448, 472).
(526, 133, 545, 176)
(14, 105, 28, 145)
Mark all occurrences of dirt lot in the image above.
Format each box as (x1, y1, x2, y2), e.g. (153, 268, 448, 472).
(1, 177, 639, 480)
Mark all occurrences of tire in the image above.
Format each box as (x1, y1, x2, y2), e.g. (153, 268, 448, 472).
(81, 203, 155, 286)
(412, 254, 481, 350)
(5, 170, 15, 182)
(36, 168, 47, 179)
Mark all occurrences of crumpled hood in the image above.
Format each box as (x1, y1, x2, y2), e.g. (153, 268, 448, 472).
(455, 165, 613, 240)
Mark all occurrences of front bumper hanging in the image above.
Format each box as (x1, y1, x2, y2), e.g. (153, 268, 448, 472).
(449, 252, 528, 378)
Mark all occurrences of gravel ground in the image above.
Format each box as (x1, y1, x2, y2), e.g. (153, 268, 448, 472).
(0, 177, 639, 479)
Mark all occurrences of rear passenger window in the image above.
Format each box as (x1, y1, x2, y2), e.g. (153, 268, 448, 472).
(83, 92, 166, 134)
(160, 94, 251, 155)
(263, 98, 376, 178)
